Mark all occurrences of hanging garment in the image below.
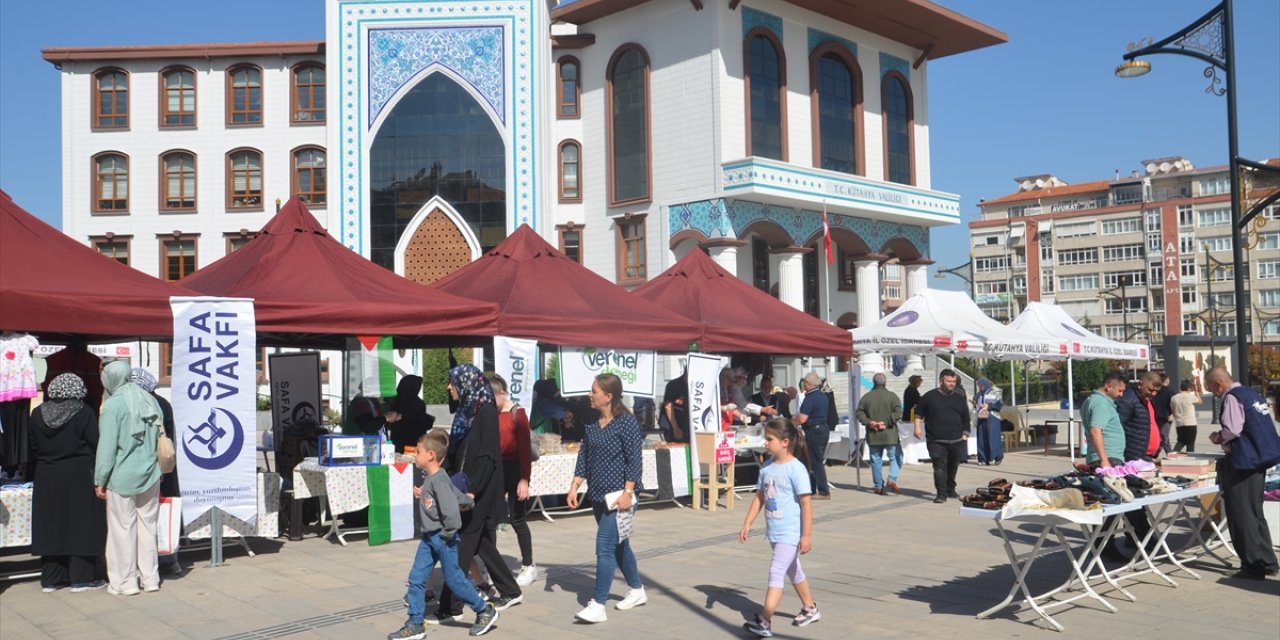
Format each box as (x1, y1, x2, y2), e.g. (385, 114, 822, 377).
(0, 333, 39, 402)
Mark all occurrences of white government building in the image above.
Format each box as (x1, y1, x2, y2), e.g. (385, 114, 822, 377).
(43, 0, 1005, 408)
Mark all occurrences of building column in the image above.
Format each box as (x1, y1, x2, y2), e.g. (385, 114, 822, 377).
(903, 262, 932, 371)
(855, 257, 885, 373)
(774, 246, 809, 312)
(700, 238, 747, 277)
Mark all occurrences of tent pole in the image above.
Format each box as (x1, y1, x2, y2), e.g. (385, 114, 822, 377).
(1067, 357, 1076, 464)
(1010, 360, 1017, 407)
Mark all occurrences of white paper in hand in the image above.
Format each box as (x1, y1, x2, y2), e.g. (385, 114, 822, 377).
(605, 489, 629, 511)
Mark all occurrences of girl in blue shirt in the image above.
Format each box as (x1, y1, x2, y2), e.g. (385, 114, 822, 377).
(738, 418, 820, 637)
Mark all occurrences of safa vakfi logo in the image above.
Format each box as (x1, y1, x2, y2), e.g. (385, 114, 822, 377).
(887, 311, 918, 327)
(184, 408, 246, 470)
(181, 310, 248, 471)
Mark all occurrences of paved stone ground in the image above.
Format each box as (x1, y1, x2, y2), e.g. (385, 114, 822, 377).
(3, 445, 1278, 640)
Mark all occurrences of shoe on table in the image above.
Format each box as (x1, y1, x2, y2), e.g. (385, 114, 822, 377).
(425, 610, 466, 625)
(515, 564, 538, 587)
(492, 594, 523, 611)
(107, 585, 140, 596)
(575, 599, 608, 623)
(469, 603, 500, 636)
(793, 603, 821, 627)
(743, 613, 773, 637)
(932, 496, 947, 504)
(387, 622, 426, 640)
(616, 587, 647, 610)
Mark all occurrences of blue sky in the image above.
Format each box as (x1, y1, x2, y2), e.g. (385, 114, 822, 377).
(2, 1, 1277, 291)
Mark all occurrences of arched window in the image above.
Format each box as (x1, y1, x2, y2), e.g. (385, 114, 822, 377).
(93, 69, 129, 129)
(160, 151, 196, 211)
(227, 64, 263, 124)
(292, 63, 326, 123)
(160, 67, 196, 127)
(226, 148, 263, 209)
(744, 29, 786, 160)
(559, 140, 581, 202)
(93, 153, 129, 212)
(607, 45, 651, 206)
(809, 45, 862, 175)
(557, 57, 580, 119)
(882, 72, 914, 185)
(293, 147, 327, 205)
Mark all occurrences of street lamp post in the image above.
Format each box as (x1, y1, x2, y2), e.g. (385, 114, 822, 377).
(1100, 275, 1135, 377)
(1117, 0, 1250, 385)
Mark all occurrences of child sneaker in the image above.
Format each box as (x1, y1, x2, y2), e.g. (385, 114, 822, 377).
(469, 603, 500, 636)
(386, 622, 426, 640)
(492, 594, 523, 611)
(515, 564, 538, 587)
(575, 599, 608, 623)
(616, 587, 647, 610)
(793, 603, 821, 627)
(743, 613, 773, 637)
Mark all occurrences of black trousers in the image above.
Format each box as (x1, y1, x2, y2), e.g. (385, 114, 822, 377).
(437, 522, 521, 615)
(1219, 455, 1280, 576)
(1173, 426, 1197, 453)
(926, 439, 966, 497)
(41, 555, 96, 587)
(503, 460, 534, 566)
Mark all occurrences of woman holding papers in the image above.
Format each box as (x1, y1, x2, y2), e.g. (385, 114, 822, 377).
(566, 373, 646, 623)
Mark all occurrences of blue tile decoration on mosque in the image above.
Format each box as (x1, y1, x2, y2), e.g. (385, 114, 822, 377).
(879, 52, 910, 80)
(368, 26, 506, 127)
(807, 27, 856, 57)
(741, 6, 783, 40)
(670, 197, 929, 257)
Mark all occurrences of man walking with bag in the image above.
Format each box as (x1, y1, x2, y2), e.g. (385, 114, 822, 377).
(857, 374, 902, 495)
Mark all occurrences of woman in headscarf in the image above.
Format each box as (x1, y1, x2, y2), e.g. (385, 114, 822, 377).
(429, 365, 523, 623)
(30, 373, 107, 593)
(973, 378, 1004, 466)
(132, 367, 182, 576)
(95, 360, 163, 596)
(385, 375, 434, 452)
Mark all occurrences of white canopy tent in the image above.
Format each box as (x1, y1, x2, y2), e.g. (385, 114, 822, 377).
(1009, 301, 1150, 461)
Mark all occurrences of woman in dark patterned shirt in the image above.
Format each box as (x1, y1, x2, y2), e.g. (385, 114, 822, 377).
(567, 373, 646, 623)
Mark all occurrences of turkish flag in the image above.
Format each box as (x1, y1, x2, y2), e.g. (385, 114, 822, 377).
(822, 205, 835, 266)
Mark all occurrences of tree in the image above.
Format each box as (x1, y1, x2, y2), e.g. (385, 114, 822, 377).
(1052, 358, 1125, 406)
(1247, 344, 1280, 384)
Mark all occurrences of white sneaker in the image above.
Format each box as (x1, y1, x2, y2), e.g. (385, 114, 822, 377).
(107, 585, 140, 597)
(575, 599, 608, 623)
(515, 564, 538, 587)
(616, 587, 647, 611)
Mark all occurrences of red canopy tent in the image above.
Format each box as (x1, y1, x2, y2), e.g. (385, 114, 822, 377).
(632, 248, 853, 357)
(0, 189, 197, 342)
(428, 225, 703, 351)
(178, 197, 500, 347)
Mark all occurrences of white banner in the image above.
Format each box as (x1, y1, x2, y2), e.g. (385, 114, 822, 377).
(170, 297, 258, 526)
(268, 352, 321, 468)
(494, 336, 538, 410)
(685, 353, 723, 473)
(558, 346, 656, 396)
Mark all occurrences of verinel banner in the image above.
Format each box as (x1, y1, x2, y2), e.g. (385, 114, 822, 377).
(170, 297, 258, 526)
(558, 346, 656, 397)
(494, 336, 538, 411)
(269, 352, 322, 471)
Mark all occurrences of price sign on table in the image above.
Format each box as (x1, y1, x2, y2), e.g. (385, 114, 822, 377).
(715, 431, 735, 464)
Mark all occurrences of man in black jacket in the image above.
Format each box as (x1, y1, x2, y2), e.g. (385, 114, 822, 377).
(1106, 371, 1162, 560)
(1151, 373, 1176, 456)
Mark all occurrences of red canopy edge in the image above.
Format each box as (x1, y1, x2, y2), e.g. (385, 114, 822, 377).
(632, 248, 853, 357)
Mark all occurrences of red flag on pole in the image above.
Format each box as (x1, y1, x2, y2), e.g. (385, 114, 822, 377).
(822, 204, 835, 266)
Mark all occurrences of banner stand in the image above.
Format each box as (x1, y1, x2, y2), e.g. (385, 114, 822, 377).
(208, 509, 225, 568)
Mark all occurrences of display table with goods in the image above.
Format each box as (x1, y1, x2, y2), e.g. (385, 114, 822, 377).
(292, 456, 416, 546)
(0, 482, 32, 549)
(960, 464, 1232, 632)
(527, 435, 689, 521)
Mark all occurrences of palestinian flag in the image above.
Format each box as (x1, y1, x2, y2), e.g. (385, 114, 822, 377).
(366, 462, 415, 546)
(358, 335, 396, 397)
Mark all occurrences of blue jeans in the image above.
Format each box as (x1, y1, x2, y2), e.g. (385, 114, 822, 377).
(868, 444, 903, 489)
(591, 501, 641, 604)
(975, 417, 1004, 463)
(804, 424, 831, 495)
(405, 532, 485, 625)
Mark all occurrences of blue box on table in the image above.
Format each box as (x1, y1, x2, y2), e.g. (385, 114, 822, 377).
(318, 435, 382, 467)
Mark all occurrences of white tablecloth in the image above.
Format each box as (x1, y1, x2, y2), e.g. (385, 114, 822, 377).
(293, 459, 371, 516)
(529, 450, 662, 497)
(855, 422, 977, 464)
(187, 472, 281, 539)
(0, 485, 33, 548)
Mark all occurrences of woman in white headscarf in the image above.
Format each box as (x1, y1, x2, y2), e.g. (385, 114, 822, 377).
(95, 360, 163, 596)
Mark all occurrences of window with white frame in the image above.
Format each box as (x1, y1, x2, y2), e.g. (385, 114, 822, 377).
(1178, 204, 1195, 228)
(1203, 236, 1233, 252)
(973, 234, 1002, 247)
(1265, 319, 1280, 337)
(1182, 286, 1199, 306)
(1150, 263, 1164, 285)
(1056, 221, 1096, 238)
(1152, 295, 1165, 311)
(1259, 289, 1280, 307)
(1103, 244, 1145, 262)
(974, 256, 1008, 272)
(1258, 260, 1280, 279)
(1147, 232, 1162, 253)
(1257, 232, 1280, 250)
(1266, 205, 1280, 221)
(1104, 297, 1147, 314)
(1213, 321, 1236, 336)
(1103, 271, 1145, 288)
(1057, 248, 1098, 265)
(1103, 325, 1127, 341)
(1111, 184, 1144, 205)
(1012, 276, 1027, 293)
(1041, 268, 1055, 293)
(1058, 274, 1099, 291)
(1102, 217, 1142, 235)
(1183, 314, 1202, 335)
(1040, 243, 1053, 263)
(1198, 208, 1231, 227)
(1144, 208, 1162, 231)
(881, 264, 902, 280)
(1210, 265, 1236, 282)
(882, 284, 903, 299)
(1179, 232, 1197, 254)
(1181, 259, 1197, 280)
(977, 281, 1008, 294)
(1209, 292, 1236, 307)
(1199, 176, 1229, 196)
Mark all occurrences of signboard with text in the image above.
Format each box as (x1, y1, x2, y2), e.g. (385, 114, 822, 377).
(558, 346, 656, 396)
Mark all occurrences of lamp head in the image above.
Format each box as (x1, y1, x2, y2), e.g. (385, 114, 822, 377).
(1115, 59, 1151, 78)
